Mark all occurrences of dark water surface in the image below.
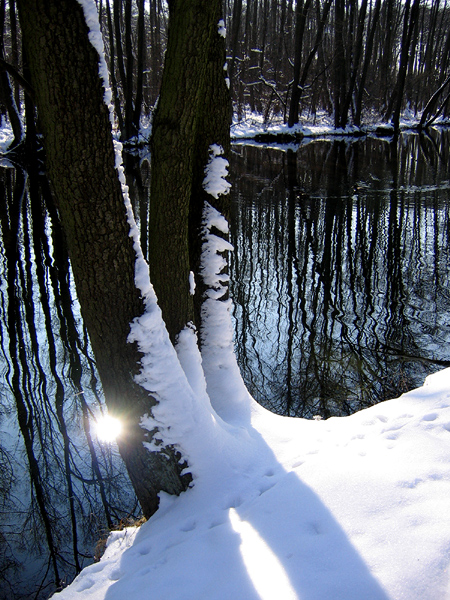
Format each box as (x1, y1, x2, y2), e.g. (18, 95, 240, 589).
(1, 130, 450, 597)
(0, 162, 137, 599)
(231, 132, 450, 418)
(229, 132, 450, 417)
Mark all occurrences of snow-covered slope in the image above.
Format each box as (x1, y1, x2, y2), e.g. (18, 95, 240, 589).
(52, 364, 450, 600)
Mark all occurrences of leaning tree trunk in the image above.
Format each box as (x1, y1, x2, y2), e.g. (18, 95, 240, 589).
(17, 0, 190, 519)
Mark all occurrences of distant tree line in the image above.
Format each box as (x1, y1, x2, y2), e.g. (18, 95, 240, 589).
(225, 0, 450, 130)
(0, 0, 449, 145)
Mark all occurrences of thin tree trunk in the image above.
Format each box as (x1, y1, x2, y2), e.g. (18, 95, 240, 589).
(106, 0, 124, 134)
(333, 0, 347, 128)
(288, 0, 332, 126)
(132, 0, 146, 133)
(419, 74, 450, 128)
(124, 0, 133, 139)
(385, 0, 420, 131)
(287, 0, 313, 127)
(0, 0, 23, 147)
(355, 0, 382, 126)
(339, 0, 367, 128)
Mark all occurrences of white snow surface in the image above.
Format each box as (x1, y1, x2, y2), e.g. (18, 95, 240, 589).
(203, 144, 232, 199)
(52, 364, 450, 600)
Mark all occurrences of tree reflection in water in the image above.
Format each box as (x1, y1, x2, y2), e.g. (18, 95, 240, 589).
(229, 132, 450, 418)
(0, 161, 137, 599)
(1, 131, 450, 597)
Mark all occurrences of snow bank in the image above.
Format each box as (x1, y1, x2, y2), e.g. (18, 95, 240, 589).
(51, 368, 450, 600)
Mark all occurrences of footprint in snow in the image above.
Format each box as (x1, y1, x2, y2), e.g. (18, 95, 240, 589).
(422, 412, 438, 422)
(291, 460, 304, 469)
(180, 519, 197, 532)
(223, 495, 244, 510)
(76, 578, 96, 592)
(258, 480, 276, 496)
(109, 569, 121, 581)
(208, 517, 227, 529)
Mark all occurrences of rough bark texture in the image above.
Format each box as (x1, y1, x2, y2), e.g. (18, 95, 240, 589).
(150, 0, 231, 341)
(17, 0, 190, 519)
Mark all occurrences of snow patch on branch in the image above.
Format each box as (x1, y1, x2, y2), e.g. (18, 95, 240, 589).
(198, 148, 253, 423)
(203, 144, 231, 199)
(218, 19, 226, 38)
(200, 202, 233, 295)
(189, 271, 196, 295)
(224, 62, 230, 89)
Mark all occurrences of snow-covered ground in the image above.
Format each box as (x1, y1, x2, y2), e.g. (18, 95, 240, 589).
(52, 362, 450, 600)
(230, 107, 450, 140)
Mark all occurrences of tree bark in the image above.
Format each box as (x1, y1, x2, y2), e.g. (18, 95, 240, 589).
(288, 0, 313, 127)
(333, 0, 347, 128)
(149, 0, 231, 342)
(17, 0, 190, 519)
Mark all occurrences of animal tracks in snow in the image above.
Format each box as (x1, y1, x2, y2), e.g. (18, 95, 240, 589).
(422, 412, 438, 421)
(179, 519, 197, 533)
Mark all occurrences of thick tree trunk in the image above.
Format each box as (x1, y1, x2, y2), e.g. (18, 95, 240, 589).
(149, 0, 231, 342)
(17, 0, 190, 519)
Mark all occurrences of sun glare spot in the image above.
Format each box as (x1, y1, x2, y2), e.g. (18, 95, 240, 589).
(229, 508, 298, 600)
(94, 415, 122, 443)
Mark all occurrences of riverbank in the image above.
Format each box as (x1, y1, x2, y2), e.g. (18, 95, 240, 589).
(52, 364, 450, 600)
(230, 109, 450, 143)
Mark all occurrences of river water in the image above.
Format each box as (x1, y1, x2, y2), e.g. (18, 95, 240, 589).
(1, 130, 450, 597)
(229, 132, 450, 417)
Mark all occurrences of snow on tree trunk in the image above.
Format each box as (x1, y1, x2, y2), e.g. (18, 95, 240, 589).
(16, 0, 191, 519)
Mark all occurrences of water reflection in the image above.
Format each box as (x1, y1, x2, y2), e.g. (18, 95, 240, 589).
(0, 162, 136, 599)
(229, 131, 450, 417)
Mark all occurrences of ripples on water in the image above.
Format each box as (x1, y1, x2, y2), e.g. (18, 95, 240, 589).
(229, 132, 450, 417)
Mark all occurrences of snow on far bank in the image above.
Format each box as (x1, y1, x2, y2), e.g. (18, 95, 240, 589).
(51, 367, 450, 600)
(230, 108, 450, 141)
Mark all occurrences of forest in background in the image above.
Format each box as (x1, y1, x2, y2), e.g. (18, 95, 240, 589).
(1, 0, 450, 148)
